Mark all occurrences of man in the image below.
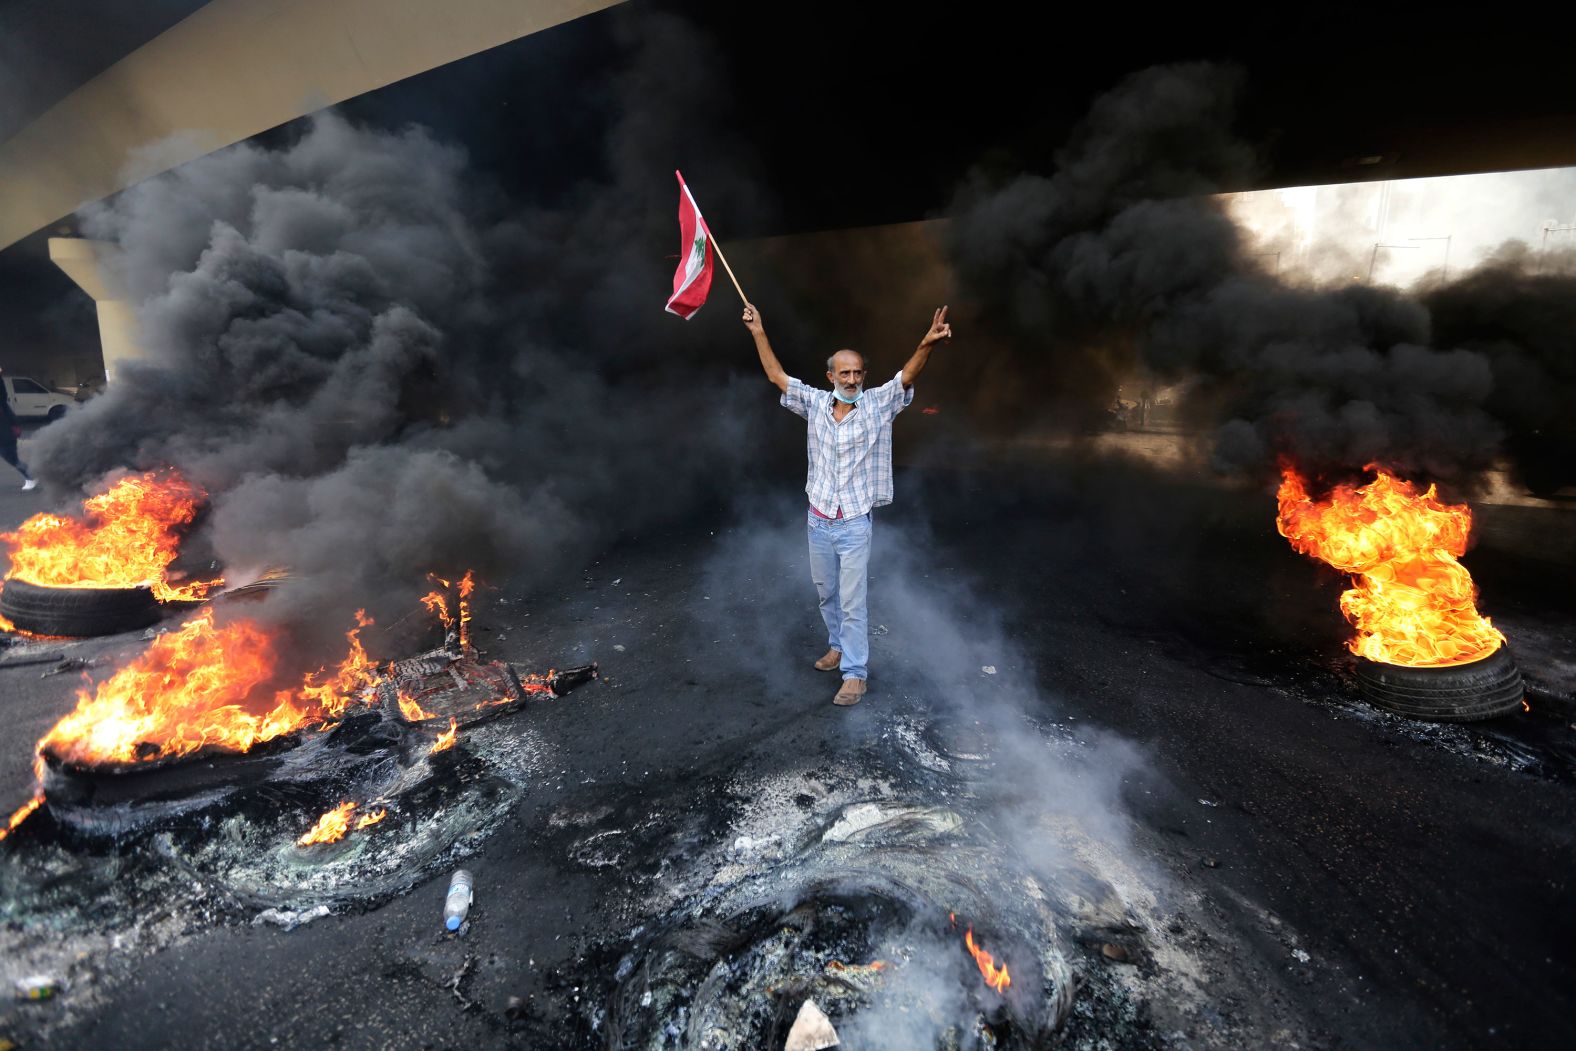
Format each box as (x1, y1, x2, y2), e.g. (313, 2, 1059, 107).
(0, 369, 38, 491)
(743, 302, 952, 706)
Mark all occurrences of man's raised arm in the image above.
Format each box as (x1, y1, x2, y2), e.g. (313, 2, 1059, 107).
(901, 305, 953, 387)
(742, 303, 790, 393)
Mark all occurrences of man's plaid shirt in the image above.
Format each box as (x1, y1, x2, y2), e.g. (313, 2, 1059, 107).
(781, 371, 914, 517)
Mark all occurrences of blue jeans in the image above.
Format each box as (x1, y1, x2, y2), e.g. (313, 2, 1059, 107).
(807, 509, 872, 681)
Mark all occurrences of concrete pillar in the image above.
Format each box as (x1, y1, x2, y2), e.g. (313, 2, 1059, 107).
(47, 238, 143, 382)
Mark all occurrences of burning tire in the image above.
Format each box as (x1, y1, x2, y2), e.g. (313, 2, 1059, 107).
(0, 579, 162, 638)
(1352, 646, 1525, 722)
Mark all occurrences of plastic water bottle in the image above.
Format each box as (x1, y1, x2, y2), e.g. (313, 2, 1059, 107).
(443, 869, 474, 931)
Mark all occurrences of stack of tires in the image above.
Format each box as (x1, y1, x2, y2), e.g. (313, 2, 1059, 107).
(0, 579, 163, 638)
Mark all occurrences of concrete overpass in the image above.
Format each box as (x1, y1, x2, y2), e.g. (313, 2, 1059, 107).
(0, 0, 625, 377)
(2, 2, 1570, 381)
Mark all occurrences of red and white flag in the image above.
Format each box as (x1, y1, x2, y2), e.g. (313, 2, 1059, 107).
(665, 170, 714, 320)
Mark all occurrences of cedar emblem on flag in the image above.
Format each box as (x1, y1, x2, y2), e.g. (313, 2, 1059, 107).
(665, 170, 715, 319)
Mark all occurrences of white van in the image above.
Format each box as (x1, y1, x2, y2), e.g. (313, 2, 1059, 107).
(4, 376, 77, 420)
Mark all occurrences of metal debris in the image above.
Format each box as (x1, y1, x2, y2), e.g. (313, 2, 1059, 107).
(252, 905, 331, 931)
(40, 656, 94, 678)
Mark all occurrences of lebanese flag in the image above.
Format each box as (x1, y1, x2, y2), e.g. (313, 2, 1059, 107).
(665, 170, 714, 320)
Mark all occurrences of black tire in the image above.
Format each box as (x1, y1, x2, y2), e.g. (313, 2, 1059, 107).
(1353, 647, 1525, 722)
(46, 405, 66, 421)
(0, 579, 162, 637)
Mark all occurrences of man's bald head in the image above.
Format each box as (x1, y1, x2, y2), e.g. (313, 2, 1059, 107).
(825, 349, 865, 374)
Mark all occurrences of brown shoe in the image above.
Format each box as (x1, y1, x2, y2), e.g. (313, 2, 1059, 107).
(813, 648, 842, 672)
(833, 678, 866, 706)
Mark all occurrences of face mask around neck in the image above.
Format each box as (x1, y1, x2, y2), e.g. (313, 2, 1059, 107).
(832, 384, 863, 404)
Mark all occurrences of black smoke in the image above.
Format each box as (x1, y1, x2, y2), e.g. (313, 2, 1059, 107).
(28, 11, 778, 665)
(944, 62, 1555, 490)
(1422, 245, 1576, 496)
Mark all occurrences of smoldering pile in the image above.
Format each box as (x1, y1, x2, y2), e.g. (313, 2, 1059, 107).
(584, 705, 1169, 1051)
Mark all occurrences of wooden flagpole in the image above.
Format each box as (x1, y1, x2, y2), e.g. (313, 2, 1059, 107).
(709, 232, 749, 306)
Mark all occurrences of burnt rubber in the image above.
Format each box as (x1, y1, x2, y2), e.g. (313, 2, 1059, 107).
(1353, 646, 1525, 722)
(0, 579, 163, 638)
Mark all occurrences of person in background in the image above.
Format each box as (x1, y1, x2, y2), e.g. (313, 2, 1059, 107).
(0, 368, 38, 491)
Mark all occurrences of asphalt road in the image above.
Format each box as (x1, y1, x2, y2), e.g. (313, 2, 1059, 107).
(1, 456, 1572, 1050)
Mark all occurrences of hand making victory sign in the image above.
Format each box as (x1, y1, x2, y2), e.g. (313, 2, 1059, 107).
(901, 305, 952, 387)
(924, 305, 953, 345)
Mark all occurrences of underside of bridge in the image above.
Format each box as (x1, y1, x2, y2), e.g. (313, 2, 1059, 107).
(0, 2, 1569, 386)
(1, 2, 1572, 246)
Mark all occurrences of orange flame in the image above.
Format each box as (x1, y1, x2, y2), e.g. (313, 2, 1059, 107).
(457, 570, 475, 651)
(38, 607, 386, 767)
(430, 718, 458, 754)
(1276, 465, 1505, 667)
(354, 807, 387, 829)
(0, 794, 44, 843)
(0, 469, 222, 601)
(33, 570, 481, 771)
(421, 570, 477, 651)
(40, 609, 295, 765)
(296, 609, 380, 720)
(964, 928, 1012, 993)
(298, 801, 357, 846)
(397, 691, 437, 722)
(420, 580, 452, 631)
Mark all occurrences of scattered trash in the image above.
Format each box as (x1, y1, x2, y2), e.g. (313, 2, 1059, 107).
(981, 665, 997, 675)
(1292, 948, 1311, 963)
(41, 656, 94, 677)
(871, 624, 889, 636)
(14, 974, 64, 1000)
(1100, 943, 1130, 963)
(252, 905, 331, 931)
(1202, 857, 1220, 869)
(614, 644, 626, 652)
(1197, 798, 1219, 807)
(784, 997, 839, 1050)
(444, 868, 475, 931)
(612, 578, 621, 585)
(448, 954, 477, 1009)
